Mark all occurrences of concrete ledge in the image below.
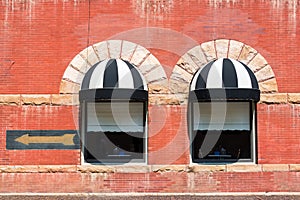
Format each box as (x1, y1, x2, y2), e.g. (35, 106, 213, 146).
(226, 164, 262, 172)
(0, 93, 299, 106)
(0, 164, 298, 173)
(151, 165, 187, 172)
(188, 165, 226, 172)
(289, 164, 300, 172)
(262, 164, 290, 172)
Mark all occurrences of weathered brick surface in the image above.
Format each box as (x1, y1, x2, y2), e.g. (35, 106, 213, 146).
(0, 0, 300, 194)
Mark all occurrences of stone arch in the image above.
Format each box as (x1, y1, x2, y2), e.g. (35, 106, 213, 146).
(169, 39, 278, 102)
(59, 40, 168, 97)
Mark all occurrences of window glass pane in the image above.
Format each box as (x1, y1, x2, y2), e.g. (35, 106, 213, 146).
(192, 130, 251, 162)
(84, 102, 146, 163)
(87, 102, 144, 132)
(193, 102, 250, 130)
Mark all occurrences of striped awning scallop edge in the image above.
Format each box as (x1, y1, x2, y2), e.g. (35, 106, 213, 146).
(189, 58, 260, 101)
(80, 58, 148, 102)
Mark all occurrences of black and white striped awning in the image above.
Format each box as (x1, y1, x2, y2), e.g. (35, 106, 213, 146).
(79, 59, 148, 102)
(189, 58, 260, 101)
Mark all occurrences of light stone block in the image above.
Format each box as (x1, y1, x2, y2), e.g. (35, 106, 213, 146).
(121, 40, 137, 61)
(255, 65, 275, 82)
(288, 93, 300, 104)
(130, 45, 151, 67)
(151, 165, 187, 172)
(262, 164, 289, 172)
(181, 53, 201, 74)
(37, 165, 77, 173)
(170, 65, 193, 83)
(144, 66, 167, 84)
(228, 40, 244, 59)
(260, 93, 288, 104)
(80, 46, 100, 66)
(0, 94, 20, 105)
(188, 165, 226, 172)
(138, 54, 162, 75)
(51, 94, 79, 105)
(248, 53, 268, 72)
(93, 41, 109, 61)
(21, 94, 51, 105)
(259, 78, 278, 93)
(69, 55, 90, 74)
(201, 41, 217, 61)
(107, 40, 122, 58)
(62, 66, 84, 84)
(186, 45, 208, 67)
(148, 80, 169, 94)
(238, 45, 257, 64)
(289, 164, 300, 171)
(59, 80, 80, 94)
(77, 165, 114, 173)
(215, 39, 229, 58)
(169, 79, 190, 94)
(226, 164, 262, 172)
(149, 94, 181, 105)
(114, 166, 150, 173)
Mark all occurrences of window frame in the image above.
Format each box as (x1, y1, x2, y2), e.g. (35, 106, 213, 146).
(80, 99, 148, 165)
(189, 100, 257, 164)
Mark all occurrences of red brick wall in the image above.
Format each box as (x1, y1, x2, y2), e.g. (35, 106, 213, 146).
(0, 105, 80, 165)
(257, 104, 300, 164)
(0, 1, 299, 94)
(0, 171, 299, 193)
(0, 0, 300, 194)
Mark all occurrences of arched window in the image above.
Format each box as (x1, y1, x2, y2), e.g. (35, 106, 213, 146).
(80, 59, 148, 164)
(189, 58, 260, 163)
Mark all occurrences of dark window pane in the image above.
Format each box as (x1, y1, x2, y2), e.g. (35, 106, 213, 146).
(192, 130, 251, 163)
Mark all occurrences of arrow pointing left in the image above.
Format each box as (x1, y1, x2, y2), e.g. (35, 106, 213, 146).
(15, 134, 75, 146)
